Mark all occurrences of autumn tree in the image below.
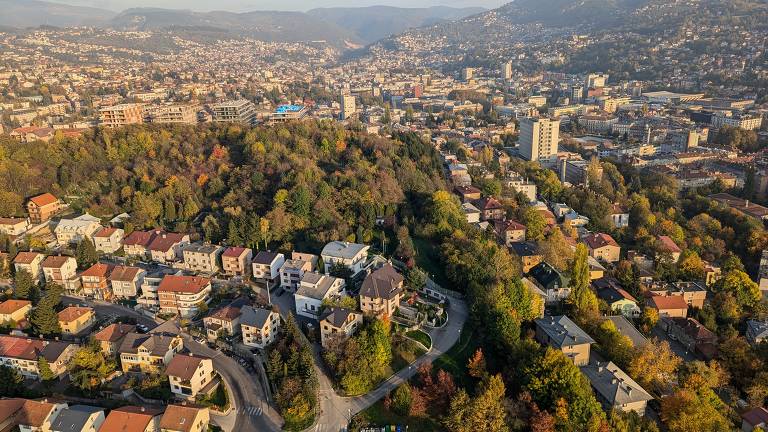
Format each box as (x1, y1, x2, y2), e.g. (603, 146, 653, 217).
(444, 374, 509, 432)
(522, 206, 546, 241)
(468, 348, 488, 379)
(661, 374, 732, 432)
(567, 244, 599, 324)
(627, 339, 680, 393)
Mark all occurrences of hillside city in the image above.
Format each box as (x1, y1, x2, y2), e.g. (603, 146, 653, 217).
(2, 1, 768, 432)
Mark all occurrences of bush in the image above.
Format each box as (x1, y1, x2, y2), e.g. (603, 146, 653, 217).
(391, 383, 412, 416)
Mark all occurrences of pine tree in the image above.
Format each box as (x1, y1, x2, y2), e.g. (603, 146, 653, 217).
(31, 286, 62, 336)
(38, 356, 55, 382)
(76, 238, 98, 269)
(13, 269, 34, 300)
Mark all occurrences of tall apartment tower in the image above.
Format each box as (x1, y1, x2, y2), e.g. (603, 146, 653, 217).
(519, 117, 560, 161)
(340, 92, 356, 120)
(211, 99, 257, 125)
(586, 73, 608, 89)
(502, 61, 513, 80)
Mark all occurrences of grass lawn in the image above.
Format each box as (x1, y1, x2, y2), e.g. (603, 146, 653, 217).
(350, 399, 444, 432)
(406, 330, 432, 349)
(432, 323, 479, 388)
(412, 237, 451, 289)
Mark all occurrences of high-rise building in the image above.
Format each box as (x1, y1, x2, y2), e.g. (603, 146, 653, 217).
(99, 104, 144, 128)
(340, 92, 356, 120)
(502, 61, 513, 80)
(211, 99, 257, 125)
(570, 85, 584, 103)
(586, 73, 608, 89)
(462, 67, 475, 81)
(519, 117, 560, 161)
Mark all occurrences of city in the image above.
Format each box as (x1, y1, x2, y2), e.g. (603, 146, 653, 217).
(1, 1, 768, 432)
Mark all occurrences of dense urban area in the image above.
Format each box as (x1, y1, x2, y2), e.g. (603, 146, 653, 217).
(2, 0, 768, 431)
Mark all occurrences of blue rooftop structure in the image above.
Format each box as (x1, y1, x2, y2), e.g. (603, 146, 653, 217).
(275, 104, 304, 113)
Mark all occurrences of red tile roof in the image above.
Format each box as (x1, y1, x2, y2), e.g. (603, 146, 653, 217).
(0, 299, 31, 315)
(657, 235, 682, 253)
(158, 275, 210, 294)
(94, 227, 120, 238)
(648, 295, 688, 311)
(57, 306, 93, 323)
(222, 246, 249, 258)
(93, 323, 136, 342)
(80, 263, 114, 278)
(583, 233, 620, 249)
(164, 353, 209, 381)
(13, 252, 41, 265)
(98, 406, 158, 432)
(28, 193, 58, 207)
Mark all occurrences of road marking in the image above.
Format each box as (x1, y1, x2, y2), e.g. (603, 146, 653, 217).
(314, 424, 324, 432)
(246, 406, 262, 416)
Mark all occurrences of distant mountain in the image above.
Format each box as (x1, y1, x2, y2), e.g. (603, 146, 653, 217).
(306, 5, 485, 44)
(110, 8, 360, 46)
(0, 0, 115, 28)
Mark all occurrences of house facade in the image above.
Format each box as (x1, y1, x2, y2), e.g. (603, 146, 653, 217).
(240, 306, 281, 349)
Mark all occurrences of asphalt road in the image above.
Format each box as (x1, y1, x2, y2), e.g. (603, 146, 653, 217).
(63, 296, 283, 432)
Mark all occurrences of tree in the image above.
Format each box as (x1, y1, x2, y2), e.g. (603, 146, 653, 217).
(567, 244, 598, 324)
(391, 383, 412, 416)
(660, 375, 732, 432)
(714, 269, 760, 309)
(0, 365, 23, 397)
(640, 307, 659, 334)
(467, 348, 488, 379)
(522, 206, 546, 241)
(677, 249, 705, 280)
(38, 356, 56, 382)
(539, 227, 573, 272)
(627, 339, 680, 393)
(31, 285, 63, 336)
(76, 237, 98, 269)
(444, 375, 509, 432)
(406, 266, 427, 290)
(13, 269, 35, 300)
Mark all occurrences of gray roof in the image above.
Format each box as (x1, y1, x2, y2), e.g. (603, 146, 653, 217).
(321, 241, 368, 260)
(183, 243, 222, 254)
(320, 307, 359, 328)
(118, 332, 179, 356)
(581, 361, 653, 406)
(748, 320, 768, 339)
(296, 272, 342, 300)
(50, 405, 103, 432)
(253, 251, 282, 265)
(605, 315, 647, 348)
(240, 305, 273, 329)
(535, 315, 595, 347)
(359, 264, 403, 300)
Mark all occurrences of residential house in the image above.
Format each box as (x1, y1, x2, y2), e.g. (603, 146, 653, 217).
(148, 232, 190, 264)
(27, 193, 63, 223)
(57, 306, 96, 335)
(93, 227, 124, 253)
(319, 307, 362, 348)
(359, 264, 404, 318)
(97, 406, 162, 432)
(473, 197, 505, 221)
(14, 399, 67, 432)
(534, 315, 595, 366)
(0, 217, 30, 236)
(203, 301, 245, 341)
(563, 211, 590, 229)
(527, 262, 570, 305)
(580, 361, 653, 416)
(605, 315, 648, 348)
(0, 335, 76, 379)
(159, 405, 209, 432)
(646, 295, 688, 318)
(50, 405, 105, 432)
(609, 204, 630, 228)
(294, 272, 346, 319)
(183, 244, 223, 274)
(0, 299, 31, 327)
(13, 252, 44, 283)
(81, 263, 115, 301)
(510, 242, 543, 273)
(552, 203, 572, 219)
(165, 354, 215, 399)
(462, 202, 481, 223)
(582, 233, 621, 263)
(592, 278, 640, 317)
(157, 276, 212, 319)
(118, 332, 183, 373)
(0, 398, 25, 431)
(320, 241, 370, 276)
(54, 214, 103, 246)
(668, 281, 708, 308)
(251, 251, 286, 289)
(280, 258, 313, 292)
(662, 317, 717, 360)
(137, 269, 180, 311)
(454, 185, 481, 202)
(221, 247, 253, 277)
(93, 323, 136, 356)
(240, 305, 281, 349)
(747, 320, 768, 347)
(110, 266, 146, 299)
(494, 220, 526, 246)
(656, 235, 682, 262)
(42, 256, 77, 285)
(123, 230, 161, 259)
(742, 407, 768, 432)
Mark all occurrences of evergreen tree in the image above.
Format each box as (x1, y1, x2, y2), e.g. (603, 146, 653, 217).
(38, 356, 56, 382)
(76, 238, 98, 269)
(31, 285, 63, 336)
(0, 365, 23, 397)
(13, 269, 34, 300)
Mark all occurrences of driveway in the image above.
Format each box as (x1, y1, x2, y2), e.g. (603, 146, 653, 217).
(651, 325, 696, 362)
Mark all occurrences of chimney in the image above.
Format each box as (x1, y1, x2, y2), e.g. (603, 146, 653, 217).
(141, 407, 146, 412)
(611, 378, 618, 385)
(746, 200, 750, 208)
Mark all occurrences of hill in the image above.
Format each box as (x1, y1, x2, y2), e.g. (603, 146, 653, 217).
(0, 0, 115, 28)
(306, 5, 484, 44)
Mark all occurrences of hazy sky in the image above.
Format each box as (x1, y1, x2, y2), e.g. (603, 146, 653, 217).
(54, 0, 508, 12)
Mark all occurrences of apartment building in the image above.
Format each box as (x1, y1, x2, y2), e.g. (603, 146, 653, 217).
(221, 247, 252, 277)
(93, 227, 124, 253)
(211, 99, 256, 125)
(252, 251, 285, 289)
(165, 354, 215, 399)
(80, 263, 115, 301)
(99, 104, 144, 128)
(182, 244, 223, 274)
(157, 275, 212, 319)
(240, 305, 280, 349)
(13, 252, 44, 283)
(280, 258, 313, 292)
(146, 103, 200, 124)
(54, 214, 103, 245)
(518, 117, 560, 161)
(534, 315, 595, 366)
(57, 306, 96, 335)
(148, 232, 190, 264)
(26, 193, 63, 223)
(137, 269, 180, 311)
(294, 272, 346, 319)
(359, 264, 404, 319)
(203, 302, 244, 340)
(110, 266, 146, 299)
(42, 255, 77, 285)
(118, 332, 183, 373)
(0, 335, 76, 379)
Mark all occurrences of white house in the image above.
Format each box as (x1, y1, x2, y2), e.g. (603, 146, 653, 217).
(294, 272, 346, 319)
(320, 241, 370, 276)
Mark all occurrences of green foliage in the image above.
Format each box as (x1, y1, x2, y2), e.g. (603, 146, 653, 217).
(13, 269, 36, 300)
(566, 244, 599, 324)
(31, 284, 63, 336)
(522, 206, 546, 241)
(390, 383, 412, 416)
(324, 318, 393, 395)
(713, 269, 761, 310)
(69, 344, 117, 392)
(0, 364, 24, 397)
(76, 237, 98, 269)
(38, 356, 56, 382)
(443, 374, 509, 432)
